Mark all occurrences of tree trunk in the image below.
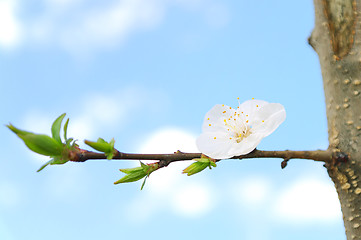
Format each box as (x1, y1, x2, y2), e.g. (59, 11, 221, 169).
(310, 0, 361, 239)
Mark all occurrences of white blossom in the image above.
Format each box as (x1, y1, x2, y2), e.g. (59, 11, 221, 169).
(196, 99, 286, 159)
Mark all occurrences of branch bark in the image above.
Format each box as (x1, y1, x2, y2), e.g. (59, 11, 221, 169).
(310, 0, 361, 239)
(70, 148, 333, 168)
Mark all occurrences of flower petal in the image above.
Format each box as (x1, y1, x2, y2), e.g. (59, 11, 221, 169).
(197, 100, 286, 159)
(202, 104, 238, 132)
(228, 132, 264, 157)
(238, 99, 268, 117)
(252, 103, 286, 137)
(196, 131, 234, 159)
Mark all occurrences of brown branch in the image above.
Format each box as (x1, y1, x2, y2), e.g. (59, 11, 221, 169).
(71, 148, 335, 168)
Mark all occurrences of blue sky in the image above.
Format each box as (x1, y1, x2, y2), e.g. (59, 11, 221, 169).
(0, 0, 346, 239)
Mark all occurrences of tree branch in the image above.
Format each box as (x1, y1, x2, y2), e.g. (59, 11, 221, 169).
(71, 148, 336, 168)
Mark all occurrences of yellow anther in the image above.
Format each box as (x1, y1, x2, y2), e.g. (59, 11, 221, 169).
(229, 137, 232, 139)
(222, 104, 224, 106)
(224, 119, 226, 122)
(214, 137, 216, 139)
(262, 120, 264, 122)
(246, 115, 248, 117)
(207, 118, 210, 120)
(252, 98, 254, 99)
(246, 120, 249, 123)
(223, 111, 226, 113)
(229, 107, 231, 109)
(209, 124, 211, 126)
(237, 97, 239, 100)
(227, 129, 230, 131)
(256, 105, 259, 107)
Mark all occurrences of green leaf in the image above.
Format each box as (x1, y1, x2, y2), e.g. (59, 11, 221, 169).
(51, 113, 66, 144)
(36, 155, 70, 172)
(7, 123, 32, 136)
(114, 162, 159, 189)
(63, 118, 70, 142)
(37, 160, 53, 172)
(114, 170, 147, 184)
(140, 176, 148, 190)
(7, 124, 63, 156)
(119, 166, 144, 175)
(84, 138, 116, 160)
(192, 157, 212, 163)
(84, 138, 110, 152)
(182, 161, 209, 176)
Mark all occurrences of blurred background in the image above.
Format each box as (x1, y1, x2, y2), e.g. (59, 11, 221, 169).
(0, 0, 345, 239)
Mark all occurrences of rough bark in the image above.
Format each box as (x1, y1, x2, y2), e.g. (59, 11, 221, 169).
(310, 0, 361, 239)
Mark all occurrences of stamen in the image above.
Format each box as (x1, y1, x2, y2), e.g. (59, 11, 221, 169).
(209, 124, 211, 126)
(223, 111, 226, 113)
(214, 137, 216, 139)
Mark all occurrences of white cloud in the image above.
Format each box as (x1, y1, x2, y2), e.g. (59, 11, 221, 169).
(0, 0, 21, 49)
(233, 176, 272, 208)
(139, 128, 199, 154)
(5, 0, 230, 54)
(272, 178, 342, 223)
(66, 116, 94, 142)
(33, 0, 167, 54)
(171, 182, 214, 217)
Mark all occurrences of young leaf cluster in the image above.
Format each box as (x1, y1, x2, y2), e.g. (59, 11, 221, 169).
(7, 113, 76, 172)
(115, 162, 160, 190)
(182, 156, 217, 176)
(84, 138, 116, 160)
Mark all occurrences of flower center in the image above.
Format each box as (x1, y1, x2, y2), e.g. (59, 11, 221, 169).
(223, 113, 252, 143)
(236, 128, 252, 143)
